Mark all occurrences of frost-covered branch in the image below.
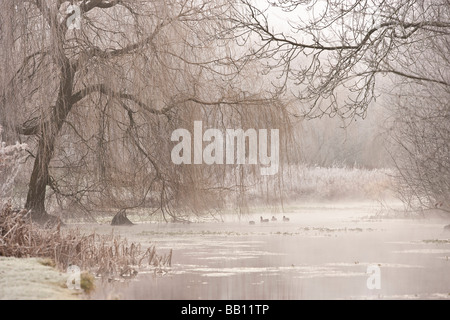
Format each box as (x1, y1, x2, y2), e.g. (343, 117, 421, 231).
(0, 126, 29, 200)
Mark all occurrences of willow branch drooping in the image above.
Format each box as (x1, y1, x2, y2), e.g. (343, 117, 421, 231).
(1, 0, 293, 222)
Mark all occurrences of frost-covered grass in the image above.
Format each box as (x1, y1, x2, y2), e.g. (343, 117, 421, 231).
(287, 167, 393, 200)
(248, 165, 395, 204)
(284, 165, 394, 201)
(0, 257, 79, 300)
(0, 202, 172, 279)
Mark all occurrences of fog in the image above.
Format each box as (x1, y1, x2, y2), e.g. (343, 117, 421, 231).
(0, 0, 449, 301)
(89, 202, 450, 300)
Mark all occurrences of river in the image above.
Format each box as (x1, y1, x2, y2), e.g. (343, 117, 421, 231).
(82, 202, 450, 300)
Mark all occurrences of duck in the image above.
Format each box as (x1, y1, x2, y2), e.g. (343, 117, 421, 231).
(271, 216, 277, 222)
(283, 216, 290, 222)
(260, 216, 269, 223)
(249, 221, 256, 225)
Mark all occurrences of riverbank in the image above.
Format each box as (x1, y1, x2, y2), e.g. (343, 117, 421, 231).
(0, 257, 80, 300)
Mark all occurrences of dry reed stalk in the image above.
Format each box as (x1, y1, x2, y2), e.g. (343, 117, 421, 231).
(0, 202, 171, 278)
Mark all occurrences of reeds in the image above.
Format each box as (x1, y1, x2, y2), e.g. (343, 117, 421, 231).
(0, 202, 171, 277)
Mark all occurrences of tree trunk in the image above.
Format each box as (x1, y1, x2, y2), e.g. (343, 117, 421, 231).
(111, 209, 134, 226)
(25, 130, 56, 222)
(25, 63, 75, 223)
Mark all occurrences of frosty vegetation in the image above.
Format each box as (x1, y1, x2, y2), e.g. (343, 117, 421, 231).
(0, 1, 448, 295)
(0, 125, 28, 201)
(0, 202, 172, 278)
(0, 0, 448, 222)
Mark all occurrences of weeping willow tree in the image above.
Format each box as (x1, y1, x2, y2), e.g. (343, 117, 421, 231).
(0, 0, 292, 223)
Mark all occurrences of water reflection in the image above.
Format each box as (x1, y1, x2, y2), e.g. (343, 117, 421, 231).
(89, 204, 450, 300)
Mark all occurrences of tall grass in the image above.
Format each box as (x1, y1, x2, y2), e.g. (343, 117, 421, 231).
(245, 164, 394, 205)
(0, 202, 171, 277)
(285, 164, 394, 201)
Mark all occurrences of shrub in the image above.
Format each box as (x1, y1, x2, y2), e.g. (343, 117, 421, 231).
(0, 201, 171, 278)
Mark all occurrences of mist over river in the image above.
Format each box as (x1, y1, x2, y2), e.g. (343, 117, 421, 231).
(74, 202, 450, 300)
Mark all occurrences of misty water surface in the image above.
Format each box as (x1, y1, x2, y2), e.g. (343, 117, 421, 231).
(83, 202, 450, 300)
